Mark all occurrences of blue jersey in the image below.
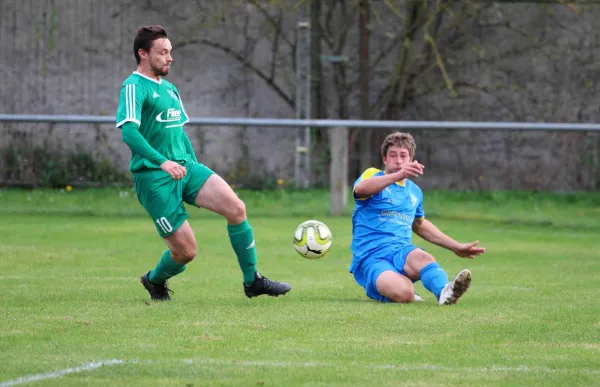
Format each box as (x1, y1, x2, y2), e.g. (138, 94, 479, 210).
(349, 168, 425, 272)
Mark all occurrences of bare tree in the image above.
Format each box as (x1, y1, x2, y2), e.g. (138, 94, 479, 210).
(166, 0, 596, 200)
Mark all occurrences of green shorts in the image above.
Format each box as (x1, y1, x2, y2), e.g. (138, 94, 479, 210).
(133, 162, 214, 237)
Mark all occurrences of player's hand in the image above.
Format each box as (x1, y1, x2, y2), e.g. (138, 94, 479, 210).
(453, 241, 486, 259)
(160, 160, 187, 180)
(395, 160, 424, 180)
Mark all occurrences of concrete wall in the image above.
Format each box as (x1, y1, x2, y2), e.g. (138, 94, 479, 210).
(0, 0, 598, 190)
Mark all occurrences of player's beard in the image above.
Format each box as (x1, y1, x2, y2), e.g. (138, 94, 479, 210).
(150, 61, 169, 77)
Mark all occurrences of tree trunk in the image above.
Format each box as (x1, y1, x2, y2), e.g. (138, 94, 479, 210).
(311, 0, 325, 119)
(358, 0, 371, 172)
(329, 126, 349, 216)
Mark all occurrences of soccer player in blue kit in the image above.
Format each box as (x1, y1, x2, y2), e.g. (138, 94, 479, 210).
(350, 132, 486, 305)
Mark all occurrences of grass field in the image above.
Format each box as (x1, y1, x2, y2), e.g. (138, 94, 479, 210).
(1, 188, 599, 386)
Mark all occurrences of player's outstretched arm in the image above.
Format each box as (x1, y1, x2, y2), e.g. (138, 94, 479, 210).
(354, 161, 423, 197)
(412, 218, 485, 259)
(354, 173, 398, 197)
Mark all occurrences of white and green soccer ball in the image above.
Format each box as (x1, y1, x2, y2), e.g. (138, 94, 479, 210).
(293, 220, 332, 259)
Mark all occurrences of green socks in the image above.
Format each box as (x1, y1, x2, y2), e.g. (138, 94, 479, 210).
(147, 221, 258, 287)
(149, 250, 186, 285)
(227, 219, 258, 286)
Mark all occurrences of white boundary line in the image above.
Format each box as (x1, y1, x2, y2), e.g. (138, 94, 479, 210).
(2, 358, 599, 386)
(0, 360, 123, 387)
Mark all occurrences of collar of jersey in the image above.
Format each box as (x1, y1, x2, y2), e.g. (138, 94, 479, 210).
(133, 71, 162, 84)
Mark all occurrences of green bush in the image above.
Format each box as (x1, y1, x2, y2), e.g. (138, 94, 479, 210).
(1, 144, 129, 188)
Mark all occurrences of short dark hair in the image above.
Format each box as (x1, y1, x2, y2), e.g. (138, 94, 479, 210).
(133, 25, 168, 64)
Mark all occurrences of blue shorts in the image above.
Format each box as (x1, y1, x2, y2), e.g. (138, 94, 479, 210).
(352, 244, 419, 302)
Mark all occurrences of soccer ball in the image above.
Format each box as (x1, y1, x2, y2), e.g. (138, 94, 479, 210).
(293, 220, 332, 259)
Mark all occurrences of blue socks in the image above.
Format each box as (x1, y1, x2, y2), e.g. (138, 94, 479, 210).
(420, 262, 449, 300)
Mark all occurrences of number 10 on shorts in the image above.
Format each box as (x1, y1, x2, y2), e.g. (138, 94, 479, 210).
(156, 217, 173, 233)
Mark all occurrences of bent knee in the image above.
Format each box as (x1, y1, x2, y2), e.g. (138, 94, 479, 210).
(376, 271, 415, 303)
(227, 199, 247, 223)
(172, 245, 197, 264)
(415, 251, 436, 265)
(405, 250, 437, 277)
(385, 287, 415, 303)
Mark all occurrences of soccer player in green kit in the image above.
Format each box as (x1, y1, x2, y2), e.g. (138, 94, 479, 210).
(116, 25, 291, 301)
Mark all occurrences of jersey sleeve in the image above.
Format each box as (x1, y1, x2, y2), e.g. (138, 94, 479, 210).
(173, 85, 190, 126)
(353, 167, 381, 200)
(116, 82, 145, 128)
(121, 121, 168, 166)
(415, 188, 425, 219)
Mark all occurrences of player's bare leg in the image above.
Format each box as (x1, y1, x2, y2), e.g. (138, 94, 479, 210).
(376, 271, 417, 303)
(403, 249, 450, 303)
(194, 174, 291, 298)
(404, 249, 471, 305)
(163, 221, 197, 264)
(141, 222, 197, 301)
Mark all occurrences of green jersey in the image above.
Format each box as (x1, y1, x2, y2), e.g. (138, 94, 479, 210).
(116, 71, 193, 172)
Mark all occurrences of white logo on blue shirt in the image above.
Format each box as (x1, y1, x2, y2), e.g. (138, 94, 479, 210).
(410, 193, 418, 207)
